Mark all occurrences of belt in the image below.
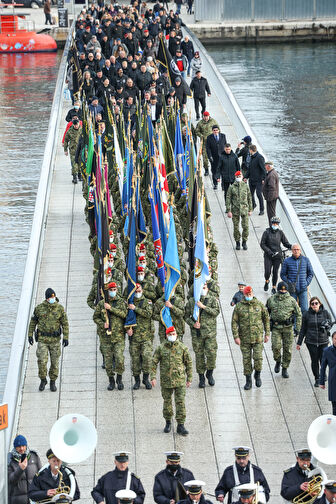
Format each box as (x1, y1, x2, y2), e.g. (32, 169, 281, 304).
(39, 329, 61, 337)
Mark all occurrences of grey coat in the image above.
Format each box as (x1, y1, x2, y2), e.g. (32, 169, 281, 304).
(8, 450, 42, 504)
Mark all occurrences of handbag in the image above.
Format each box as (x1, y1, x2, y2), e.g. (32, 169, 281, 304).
(287, 256, 302, 294)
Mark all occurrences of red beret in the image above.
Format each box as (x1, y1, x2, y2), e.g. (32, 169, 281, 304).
(137, 266, 144, 272)
(107, 282, 117, 289)
(243, 286, 253, 295)
(110, 243, 117, 250)
(139, 243, 146, 250)
(105, 267, 111, 275)
(109, 229, 114, 235)
(139, 255, 146, 261)
(166, 326, 175, 334)
(203, 111, 210, 117)
(235, 171, 242, 177)
(135, 283, 141, 289)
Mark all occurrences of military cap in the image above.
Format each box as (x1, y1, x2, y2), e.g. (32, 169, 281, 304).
(137, 266, 144, 272)
(238, 484, 257, 497)
(242, 286, 253, 296)
(235, 171, 242, 177)
(166, 326, 176, 334)
(325, 481, 336, 493)
(203, 111, 210, 116)
(238, 282, 246, 286)
(233, 446, 252, 457)
(114, 451, 131, 462)
(139, 255, 146, 262)
(46, 448, 56, 459)
(296, 449, 312, 460)
(185, 480, 205, 495)
(45, 288, 56, 299)
(139, 243, 146, 250)
(135, 283, 141, 289)
(110, 243, 117, 250)
(115, 490, 137, 503)
(107, 282, 117, 289)
(165, 451, 183, 461)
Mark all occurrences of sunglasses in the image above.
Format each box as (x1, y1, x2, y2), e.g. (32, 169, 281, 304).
(311, 302, 319, 306)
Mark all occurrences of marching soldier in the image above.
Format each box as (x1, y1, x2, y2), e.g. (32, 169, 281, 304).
(226, 171, 253, 251)
(28, 288, 69, 392)
(153, 291, 185, 343)
(179, 480, 213, 504)
(231, 286, 270, 390)
(266, 281, 302, 378)
(151, 326, 192, 436)
(92, 452, 145, 504)
(281, 449, 316, 503)
(28, 448, 80, 502)
(63, 118, 82, 184)
(215, 447, 270, 504)
(93, 282, 127, 391)
(153, 451, 195, 504)
(185, 282, 220, 388)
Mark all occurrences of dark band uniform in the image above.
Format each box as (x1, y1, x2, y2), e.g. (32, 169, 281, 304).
(178, 480, 213, 504)
(232, 485, 259, 504)
(281, 456, 315, 502)
(154, 452, 195, 504)
(92, 468, 145, 504)
(28, 465, 80, 502)
(178, 495, 212, 504)
(215, 463, 270, 504)
(316, 481, 336, 504)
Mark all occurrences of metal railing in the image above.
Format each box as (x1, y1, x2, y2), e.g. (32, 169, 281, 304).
(194, 0, 336, 22)
(184, 25, 336, 321)
(0, 21, 74, 504)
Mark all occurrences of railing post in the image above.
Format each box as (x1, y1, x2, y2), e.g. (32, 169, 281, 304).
(251, 0, 255, 21)
(312, 0, 317, 20)
(282, 0, 286, 21)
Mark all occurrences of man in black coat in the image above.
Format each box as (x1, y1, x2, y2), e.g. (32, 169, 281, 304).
(181, 35, 194, 76)
(153, 451, 194, 504)
(262, 161, 280, 225)
(92, 452, 145, 504)
(28, 449, 80, 502)
(173, 77, 187, 109)
(65, 100, 82, 122)
(316, 480, 336, 504)
(217, 144, 240, 201)
(206, 125, 226, 190)
(215, 447, 270, 504)
(190, 71, 211, 120)
(178, 480, 213, 504)
(245, 144, 266, 215)
(281, 449, 316, 503)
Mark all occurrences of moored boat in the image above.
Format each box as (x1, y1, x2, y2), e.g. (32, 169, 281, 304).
(0, 12, 57, 52)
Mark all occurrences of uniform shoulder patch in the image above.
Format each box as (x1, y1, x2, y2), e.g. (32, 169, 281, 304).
(284, 467, 292, 473)
(132, 472, 140, 479)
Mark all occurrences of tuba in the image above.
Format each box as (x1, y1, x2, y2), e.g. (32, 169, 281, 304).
(293, 467, 328, 504)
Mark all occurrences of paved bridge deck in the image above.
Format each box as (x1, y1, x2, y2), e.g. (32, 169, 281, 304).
(16, 67, 331, 504)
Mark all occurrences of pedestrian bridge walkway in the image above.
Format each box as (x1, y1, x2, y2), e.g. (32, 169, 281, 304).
(16, 38, 332, 504)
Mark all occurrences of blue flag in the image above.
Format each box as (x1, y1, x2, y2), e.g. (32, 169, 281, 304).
(161, 206, 181, 328)
(136, 177, 147, 243)
(124, 205, 137, 328)
(149, 185, 165, 287)
(174, 113, 186, 192)
(193, 196, 210, 320)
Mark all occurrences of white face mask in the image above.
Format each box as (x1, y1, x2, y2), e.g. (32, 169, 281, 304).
(48, 297, 56, 304)
(111, 251, 116, 257)
(236, 177, 242, 183)
(135, 292, 142, 299)
(108, 261, 114, 268)
(109, 291, 117, 298)
(138, 275, 144, 282)
(140, 263, 146, 269)
(167, 334, 177, 342)
(202, 288, 207, 296)
(109, 237, 114, 243)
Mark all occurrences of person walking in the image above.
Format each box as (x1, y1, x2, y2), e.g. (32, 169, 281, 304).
(226, 171, 253, 251)
(190, 70, 211, 120)
(266, 281, 302, 378)
(262, 161, 279, 225)
(151, 326, 192, 436)
(181, 36, 194, 76)
(244, 144, 266, 216)
(235, 136, 252, 178)
(44, 0, 52, 25)
(280, 244, 314, 313)
(28, 288, 69, 392)
(63, 118, 82, 184)
(217, 143, 240, 201)
(297, 296, 332, 387)
(190, 51, 202, 79)
(320, 331, 336, 415)
(206, 125, 226, 189)
(231, 286, 270, 390)
(195, 111, 217, 176)
(260, 216, 291, 294)
(153, 451, 195, 504)
(8, 435, 41, 504)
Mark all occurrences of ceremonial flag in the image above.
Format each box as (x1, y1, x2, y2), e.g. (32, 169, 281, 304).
(113, 124, 124, 199)
(174, 113, 186, 192)
(136, 176, 147, 243)
(193, 196, 210, 320)
(124, 204, 137, 328)
(149, 184, 165, 287)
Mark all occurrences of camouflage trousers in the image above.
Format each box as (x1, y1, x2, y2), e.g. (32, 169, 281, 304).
(232, 213, 249, 242)
(240, 341, 263, 375)
(69, 151, 78, 176)
(36, 338, 61, 381)
(161, 385, 186, 423)
(202, 144, 209, 171)
(271, 326, 294, 369)
(192, 333, 218, 374)
(129, 337, 153, 376)
(100, 334, 125, 377)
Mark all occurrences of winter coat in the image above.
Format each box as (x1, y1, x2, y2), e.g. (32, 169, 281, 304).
(262, 167, 279, 201)
(8, 450, 41, 504)
(218, 150, 240, 183)
(190, 76, 210, 99)
(298, 306, 332, 346)
(320, 345, 336, 401)
(190, 55, 202, 79)
(260, 228, 291, 258)
(280, 254, 314, 294)
(245, 151, 266, 183)
(181, 39, 194, 60)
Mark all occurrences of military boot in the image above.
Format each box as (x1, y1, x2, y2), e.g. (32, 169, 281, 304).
(142, 373, 152, 390)
(236, 241, 241, 250)
(206, 369, 215, 386)
(107, 377, 115, 391)
(72, 174, 78, 184)
(177, 424, 189, 436)
(164, 421, 171, 433)
(77, 171, 82, 181)
(116, 374, 124, 390)
(133, 375, 140, 390)
(242, 241, 248, 250)
(282, 368, 289, 378)
(39, 379, 47, 391)
(198, 373, 205, 388)
(244, 375, 252, 390)
(255, 371, 262, 387)
(50, 380, 57, 392)
(101, 355, 105, 369)
(274, 361, 281, 373)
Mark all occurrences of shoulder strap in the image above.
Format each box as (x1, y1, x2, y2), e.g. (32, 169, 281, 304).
(126, 469, 131, 490)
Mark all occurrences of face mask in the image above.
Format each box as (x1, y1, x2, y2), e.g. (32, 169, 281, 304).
(140, 263, 146, 269)
(109, 237, 114, 243)
(135, 292, 142, 299)
(138, 275, 144, 282)
(271, 225, 278, 230)
(48, 298, 56, 304)
(167, 463, 180, 471)
(279, 290, 286, 295)
(236, 177, 242, 183)
(201, 288, 207, 296)
(74, 105, 79, 110)
(111, 251, 116, 257)
(109, 291, 117, 298)
(108, 261, 114, 268)
(167, 334, 177, 343)
(245, 296, 253, 301)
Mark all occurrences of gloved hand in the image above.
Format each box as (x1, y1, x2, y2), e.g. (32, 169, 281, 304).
(28, 337, 34, 346)
(62, 339, 69, 347)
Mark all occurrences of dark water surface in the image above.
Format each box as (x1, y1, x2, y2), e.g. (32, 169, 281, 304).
(206, 42, 336, 287)
(0, 52, 61, 398)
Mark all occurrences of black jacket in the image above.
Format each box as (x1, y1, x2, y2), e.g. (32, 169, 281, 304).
(178, 495, 213, 504)
(215, 462, 270, 504)
(136, 70, 152, 92)
(260, 228, 291, 258)
(190, 76, 210, 99)
(65, 107, 82, 123)
(297, 305, 332, 346)
(245, 151, 266, 183)
(174, 83, 187, 106)
(218, 151, 240, 182)
(181, 39, 194, 60)
(153, 466, 195, 504)
(28, 465, 80, 502)
(206, 133, 227, 169)
(92, 468, 145, 504)
(281, 463, 315, 501)
(235, 143, 251, 175)
(8, 450, 41, 504)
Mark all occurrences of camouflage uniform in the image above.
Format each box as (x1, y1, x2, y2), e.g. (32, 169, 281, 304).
(266, 292, 302, 369)
(153, 294, 185, 342)
(151, 340, 192, 423)
(128, 295, 154, 376)
(28, 300, 69, 381)
(226, 181, 253, 242)
(63, 125, 82, 176)
(185, 294, 220, 374)
(93, 296, 127, 377)
(232, 297, 270, 375)
(195, 117, 218, 172)
(87, 269, 123, 310)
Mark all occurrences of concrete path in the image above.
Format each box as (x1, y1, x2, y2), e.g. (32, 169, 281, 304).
(16, 58, 332, 504)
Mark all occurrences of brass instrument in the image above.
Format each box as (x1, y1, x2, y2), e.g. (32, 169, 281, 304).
(30, 465, 74, 504)
(292, 467, 328, 504)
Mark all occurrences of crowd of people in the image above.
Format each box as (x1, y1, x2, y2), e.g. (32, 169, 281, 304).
(9, 1, 336, 503)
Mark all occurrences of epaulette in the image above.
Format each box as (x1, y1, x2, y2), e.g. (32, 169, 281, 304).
(131, 472, 140, 479)
(284, 467, 292, 473)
